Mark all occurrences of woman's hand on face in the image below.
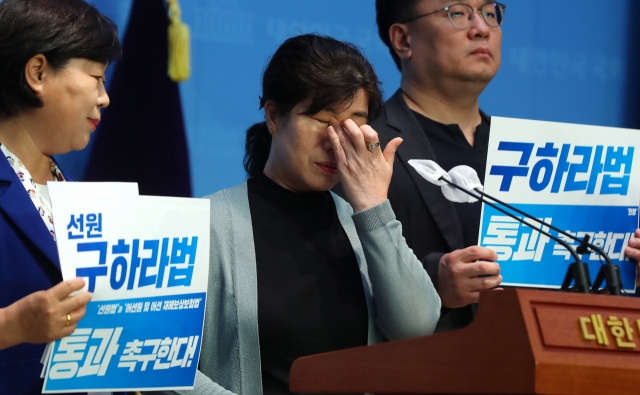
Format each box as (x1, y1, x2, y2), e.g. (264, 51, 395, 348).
(0, 277, 92, 350)
(328, 118, 402, 213)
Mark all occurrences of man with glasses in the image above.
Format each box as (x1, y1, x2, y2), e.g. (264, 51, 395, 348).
(373, 0, 506, 332)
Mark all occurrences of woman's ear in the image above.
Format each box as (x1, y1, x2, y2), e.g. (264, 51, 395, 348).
(264, 100, 278, 137)
(23, 54, 49, 96)
(389, 23, 412, 64)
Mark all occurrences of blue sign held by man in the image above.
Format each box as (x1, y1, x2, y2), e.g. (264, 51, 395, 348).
(480, 117, 640, 292)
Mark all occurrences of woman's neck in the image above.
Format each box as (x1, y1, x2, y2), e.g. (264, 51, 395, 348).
(0, 114, 54, 183)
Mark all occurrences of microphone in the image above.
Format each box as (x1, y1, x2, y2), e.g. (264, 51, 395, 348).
(408, 160, 622, 295)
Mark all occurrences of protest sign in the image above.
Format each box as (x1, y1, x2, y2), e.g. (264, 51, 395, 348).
(42, 184, 210, 393)
(479, 117, 640, 292)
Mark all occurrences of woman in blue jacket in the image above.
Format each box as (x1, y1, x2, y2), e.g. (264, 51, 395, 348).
(0, 0, 121, 393)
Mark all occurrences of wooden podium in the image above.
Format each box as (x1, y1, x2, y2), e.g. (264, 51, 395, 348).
(290, 289, 640, 394)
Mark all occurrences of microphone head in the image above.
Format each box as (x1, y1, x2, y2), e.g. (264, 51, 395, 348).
(448, 165, 483, 192)
(408, 160, 450, 186)
(443, 165, 483, 203)
(408, 160, 483, 203)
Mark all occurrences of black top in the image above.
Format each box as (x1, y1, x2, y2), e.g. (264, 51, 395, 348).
(248, 173, 369, 395)
(412, 111, 490, 248)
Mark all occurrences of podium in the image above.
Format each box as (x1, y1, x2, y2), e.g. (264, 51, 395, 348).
(290, 289, 640, 394)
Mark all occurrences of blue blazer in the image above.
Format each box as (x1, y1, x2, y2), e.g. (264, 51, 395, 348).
(0, 156, 72, 394)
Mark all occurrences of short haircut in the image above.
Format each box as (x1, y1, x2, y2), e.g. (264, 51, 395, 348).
(244, 34, 384, 178)
(376, 0, 422, 71)
(0, 0, 122, 116)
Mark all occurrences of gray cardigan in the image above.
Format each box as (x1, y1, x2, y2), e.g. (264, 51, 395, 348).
(148, 182, 440, 395)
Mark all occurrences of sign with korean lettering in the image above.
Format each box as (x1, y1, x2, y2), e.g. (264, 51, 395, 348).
(480, 117, 640, 292)
(42, 185, 210, 393)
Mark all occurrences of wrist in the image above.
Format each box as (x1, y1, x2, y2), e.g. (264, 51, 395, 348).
(0, 305, 21, 350)
(0, 304, 22, 350)
(352, 200, 384, 213)
(349, 192, 387, 214)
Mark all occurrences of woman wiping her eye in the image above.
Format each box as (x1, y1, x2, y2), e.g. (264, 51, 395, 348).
(147, 33, 440, 395)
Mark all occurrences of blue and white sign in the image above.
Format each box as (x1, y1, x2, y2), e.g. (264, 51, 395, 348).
(480, 117, 640, 292)
(42, 184, 210, 393)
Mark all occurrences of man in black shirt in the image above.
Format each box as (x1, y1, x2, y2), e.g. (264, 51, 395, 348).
(373, 0, 506, 332)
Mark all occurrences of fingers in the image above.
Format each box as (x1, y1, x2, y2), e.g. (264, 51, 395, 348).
(626, 228, 640, 247)
(59, 291, 92, 315)
(330, 119, 382, 156)
(624, 228, 640, 261)
(47, 294, 89, 341)
(438, 249, 502, 308)
(57, 312, 84, 339)
(440, 271, 503, 307)
(469, 273, 503, 290)
(472, 260, 501, 277)
(359, 124, 380, 152)
(7, 282, 91, 345)
(448, 260, 501, 286)
(329, 118, 350, 151)
(50, 277, 86, 300)
(327, 123, 347, 166)
(329, 118, 358, 165)
(383, 137, 403, 167)
(66, 304, 88, 328)
(339, 119, 368, 153)
(45, 301, 88, 342)
(46, 279, 91, 339)
(59, 324, 78, 339)
(451, 245, 499, 263)
(626, 246, 640, 262)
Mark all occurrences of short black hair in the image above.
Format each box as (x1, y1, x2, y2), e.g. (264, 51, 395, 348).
(0, 0, 122, 116)
(259, 34, 383, 122)
(244, 34, 384, 178)
(376, 0, 422, 71)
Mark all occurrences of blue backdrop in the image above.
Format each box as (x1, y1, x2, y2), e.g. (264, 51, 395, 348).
(53, 0, 637, 197)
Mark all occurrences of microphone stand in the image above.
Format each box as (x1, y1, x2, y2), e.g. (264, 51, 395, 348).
(439, 177, 594, 294)
(471, 189, 621, 296)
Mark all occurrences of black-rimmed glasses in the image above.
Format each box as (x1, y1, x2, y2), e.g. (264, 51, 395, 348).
(401, 2, 506, 28)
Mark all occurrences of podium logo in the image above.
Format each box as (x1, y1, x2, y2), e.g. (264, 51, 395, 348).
(489, 141, 634, 196)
